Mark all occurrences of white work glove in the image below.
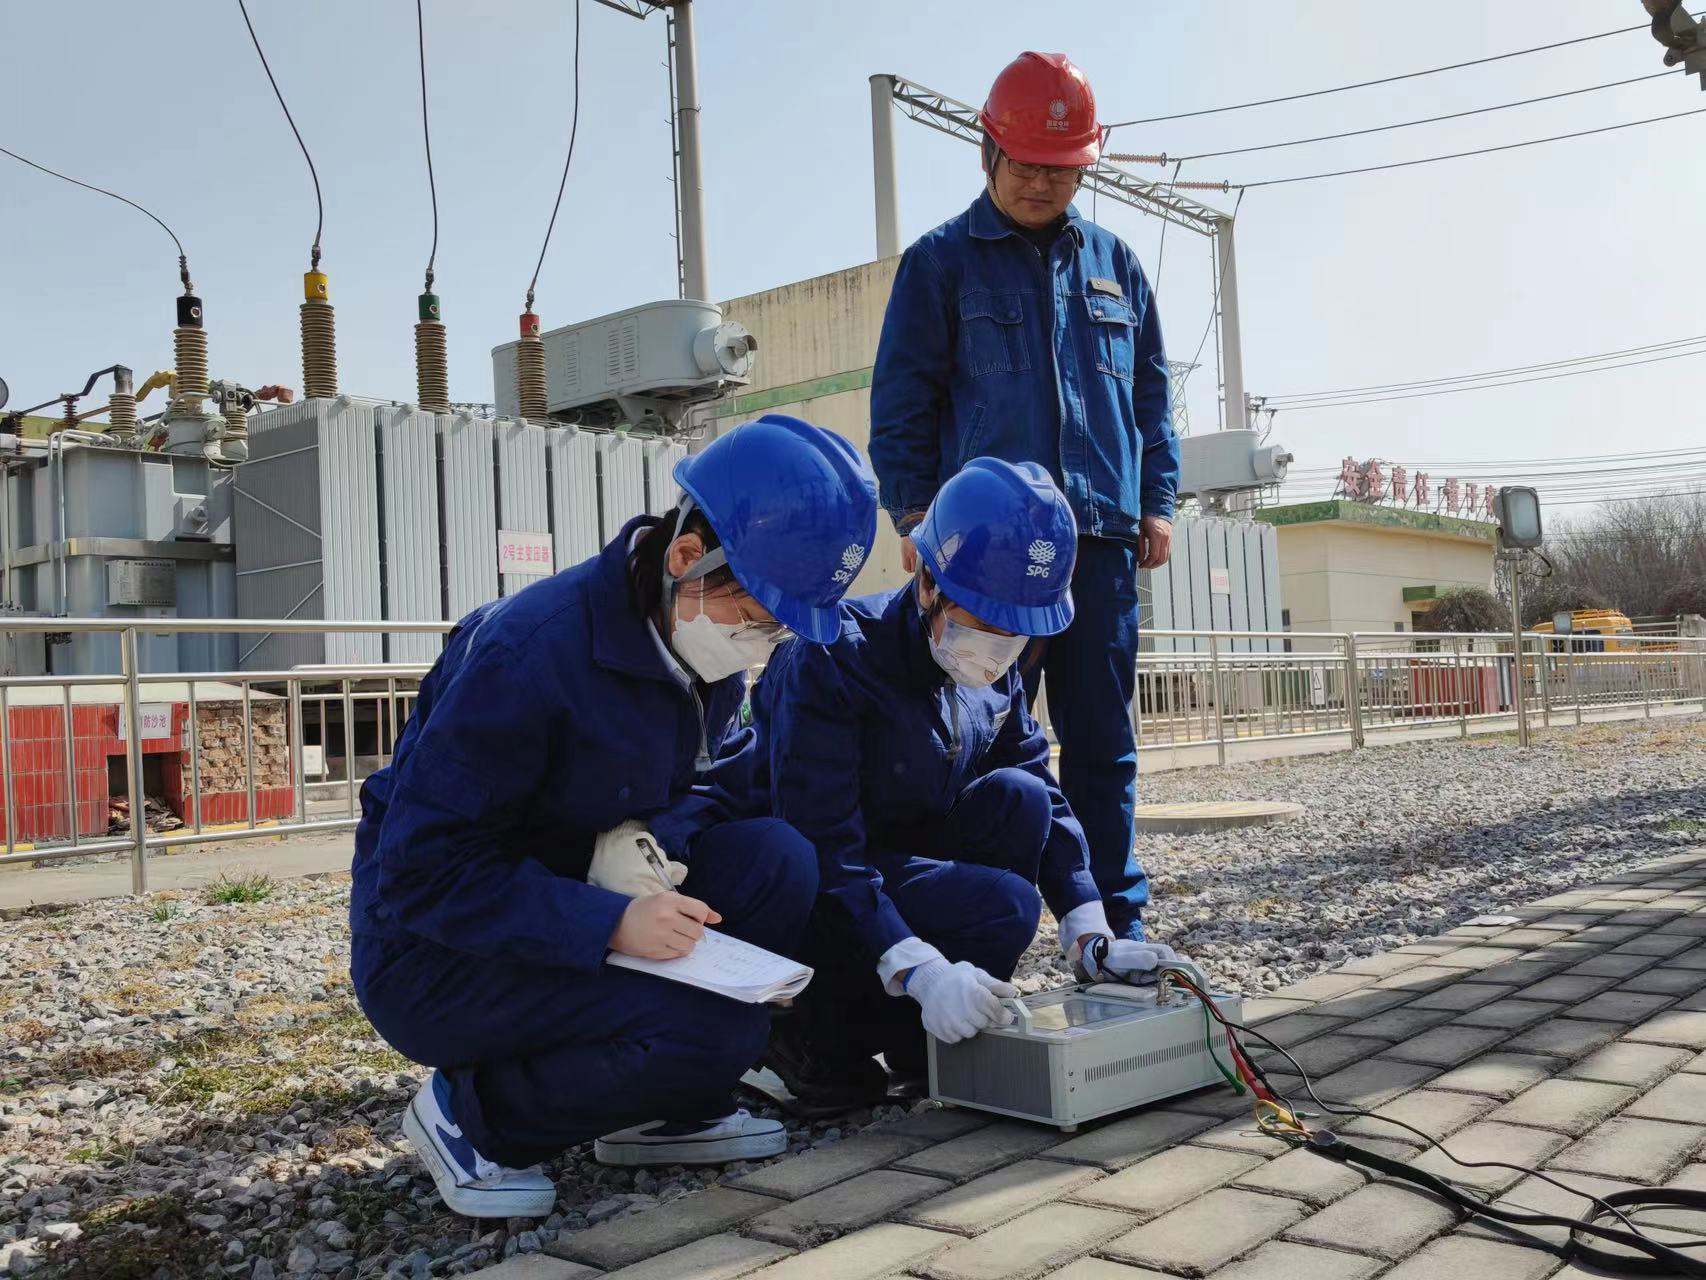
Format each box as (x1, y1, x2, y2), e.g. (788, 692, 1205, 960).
(907, 958, 1019, 1044)
(588, 820, 687, 899)
(1077, 936, 1183, 985)
(1057, 901, 1183, 985)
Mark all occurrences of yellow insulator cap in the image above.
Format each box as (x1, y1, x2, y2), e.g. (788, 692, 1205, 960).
(304, 271, 330, 302)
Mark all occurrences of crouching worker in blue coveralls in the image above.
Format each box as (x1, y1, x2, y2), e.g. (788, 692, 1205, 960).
(734, 458, 1186, 1110)
(349, 415, 879, 1217)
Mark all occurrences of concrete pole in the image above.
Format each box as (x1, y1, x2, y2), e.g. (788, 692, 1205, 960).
(672, 0, 709, 301)
(870, 74, 901, 259)
(1213, 215, 1246, 432)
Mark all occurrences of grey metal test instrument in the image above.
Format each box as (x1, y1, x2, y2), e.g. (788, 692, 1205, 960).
(928, 972, 1244, 1131)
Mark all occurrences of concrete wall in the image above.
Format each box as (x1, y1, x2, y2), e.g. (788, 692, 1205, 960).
(707, 258, 904, 594)
(1275, 521, 1495, 644)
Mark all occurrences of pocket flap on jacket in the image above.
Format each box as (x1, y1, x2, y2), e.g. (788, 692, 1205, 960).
(960, 291, 1024, 325)
(1084, 295, 1137, 327)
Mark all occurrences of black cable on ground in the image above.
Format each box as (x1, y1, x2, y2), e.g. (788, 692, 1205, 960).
(1161, 967, 1706, 1274)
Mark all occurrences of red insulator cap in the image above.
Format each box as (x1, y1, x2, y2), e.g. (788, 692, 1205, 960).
(521, 312, 541, 338)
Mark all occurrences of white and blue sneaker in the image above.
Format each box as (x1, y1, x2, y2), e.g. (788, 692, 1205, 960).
(594, 1109, 786, 1167)
(402, 1071, 556, 1218)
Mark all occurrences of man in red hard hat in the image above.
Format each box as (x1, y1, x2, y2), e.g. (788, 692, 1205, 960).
(870, 52, 1180, 952)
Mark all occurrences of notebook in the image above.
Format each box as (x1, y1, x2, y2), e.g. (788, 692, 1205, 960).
(607, 928, 814, 1004)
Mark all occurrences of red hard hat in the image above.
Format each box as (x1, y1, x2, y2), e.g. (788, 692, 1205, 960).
(980, 52, 1100, 167)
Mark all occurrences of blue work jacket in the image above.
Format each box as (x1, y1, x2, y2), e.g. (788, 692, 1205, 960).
(350, 516, 746, 973)
(718, 584, 1100, 960)
(869, 191, 1180, 541)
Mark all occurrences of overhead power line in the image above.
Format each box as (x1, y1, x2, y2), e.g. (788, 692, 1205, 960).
(1270, 335, 1706, 402)
(0, 144, 188, 277)
(416, 0, 439, 292)
(1239, 106, 1706, 188)
(1152, 70, 1680, 163)
(236, 0, 324, 268)
(1290, 458, 1706, 485)
(1548, 487, 1706, 507)
(527, 0, 584, 309)
(1289, 443, 1706, 473)
(1104, 21, 1649, 128)
(1267, 345, 1706, 410)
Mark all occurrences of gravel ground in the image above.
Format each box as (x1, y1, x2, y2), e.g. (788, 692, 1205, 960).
(2, 716, 1703, 1279)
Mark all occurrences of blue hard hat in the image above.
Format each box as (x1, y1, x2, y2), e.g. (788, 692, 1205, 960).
(911, 457, 1077, 636)
(674, 414, 878, 644)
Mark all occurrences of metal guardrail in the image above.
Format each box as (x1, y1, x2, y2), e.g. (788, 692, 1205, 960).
(1129, 628, 1706, 765)
(0, 618, 450, 893)
(0, 618, 1698, 896)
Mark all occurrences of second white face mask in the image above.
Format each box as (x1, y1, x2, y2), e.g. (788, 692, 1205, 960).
(928, 615, 1028, 687)
(672, 610, 779, 684)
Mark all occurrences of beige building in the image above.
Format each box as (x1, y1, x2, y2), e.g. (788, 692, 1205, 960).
(703, 258, 905, 593)
(1254, 500, 1496, 645)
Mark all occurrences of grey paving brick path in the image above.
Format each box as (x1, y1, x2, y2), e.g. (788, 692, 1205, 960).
(479, 848, 1706, 1280)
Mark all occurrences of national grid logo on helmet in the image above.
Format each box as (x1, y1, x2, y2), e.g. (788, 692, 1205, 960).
(833, 543, 867, 584)
(1026, 539, 1057, 577)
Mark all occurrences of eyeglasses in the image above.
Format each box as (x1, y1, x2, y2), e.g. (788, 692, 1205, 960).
(692, 578, 792, 643)
(1003, 159, 1084, 187)
(732, 598, 792, 645)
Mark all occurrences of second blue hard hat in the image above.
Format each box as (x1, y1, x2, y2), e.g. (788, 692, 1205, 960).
(911, 457, 1077, 637)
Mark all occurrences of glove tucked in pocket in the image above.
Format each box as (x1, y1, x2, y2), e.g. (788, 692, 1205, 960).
(588, 820, 687, 898)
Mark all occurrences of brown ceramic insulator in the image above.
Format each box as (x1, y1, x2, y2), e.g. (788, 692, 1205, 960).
(173, 325, 209, 412)
(517, 335, 547, 422)
(107, 391, 138, 438)
(415, 319, 450, 413)
(300, 299, 339, 399)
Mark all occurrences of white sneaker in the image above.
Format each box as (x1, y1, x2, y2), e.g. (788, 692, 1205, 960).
(594, 1109, 786, 1166)
(401, 1071, 556, 1218)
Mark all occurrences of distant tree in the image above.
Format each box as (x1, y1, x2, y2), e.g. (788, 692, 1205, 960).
(1520, 578, 1611, 628)
(1658, 575, 1706, 619)
(1427, 587, 1507, 633)
(1534, 491, 1706, 619)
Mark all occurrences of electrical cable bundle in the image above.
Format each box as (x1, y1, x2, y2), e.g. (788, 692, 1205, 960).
(1156, 966, 1706, 1276)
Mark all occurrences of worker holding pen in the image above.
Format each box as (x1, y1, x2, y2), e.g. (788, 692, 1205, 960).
(870, 52, 1180, 947)
(347, 415, 878, 1217)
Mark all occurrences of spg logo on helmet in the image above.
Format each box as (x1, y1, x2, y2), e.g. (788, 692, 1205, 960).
(833, 543, 867, 584)
(1026, 539, 1057, 578)
(1047, 98, 1068, 130)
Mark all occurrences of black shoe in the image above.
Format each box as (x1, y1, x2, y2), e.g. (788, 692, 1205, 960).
(761, 1020, 891, 1118)
(885, 1070, 928, 1102)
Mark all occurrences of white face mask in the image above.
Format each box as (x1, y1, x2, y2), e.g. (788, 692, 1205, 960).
(928, 615, 1028, 688)
(671, 610, 781, 684)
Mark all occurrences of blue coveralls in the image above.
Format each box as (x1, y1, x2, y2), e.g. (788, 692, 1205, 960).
(349, 517, 818, 1169)
(869, 190, 1181, 940)
(718, 584, 1101, 1067)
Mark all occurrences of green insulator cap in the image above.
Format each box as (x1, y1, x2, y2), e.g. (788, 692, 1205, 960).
(418, 292, 442, 322)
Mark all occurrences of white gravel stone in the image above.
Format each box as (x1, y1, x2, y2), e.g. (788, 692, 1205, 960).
(0, 720, 1697, 1276)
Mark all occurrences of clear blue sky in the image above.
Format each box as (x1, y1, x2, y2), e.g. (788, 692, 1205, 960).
(5, 1, 1701, 511)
